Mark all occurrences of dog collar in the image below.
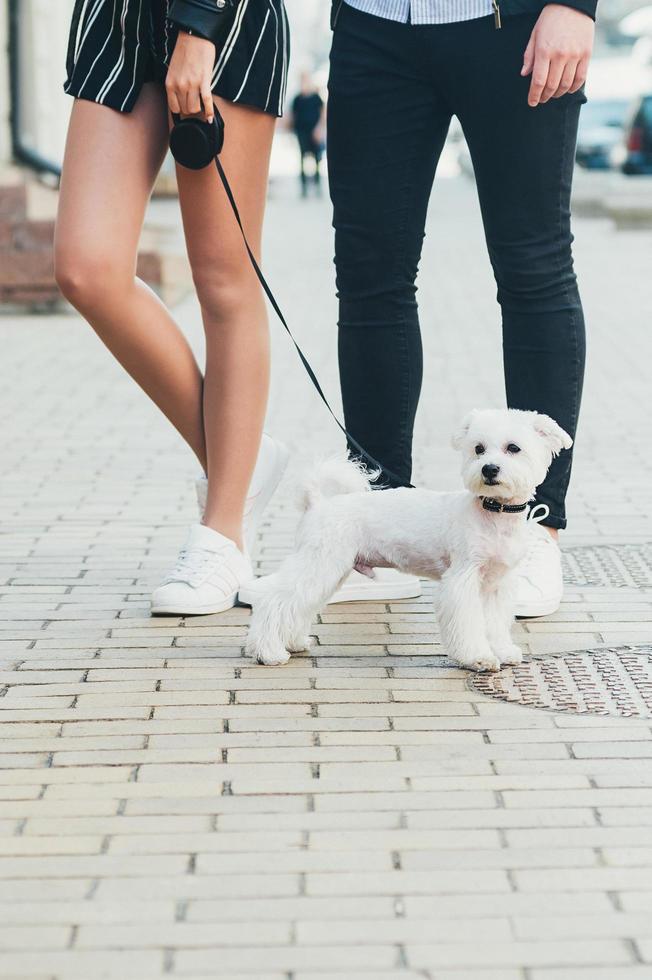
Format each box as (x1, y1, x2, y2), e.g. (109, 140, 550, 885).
(481, 497, 529, 514)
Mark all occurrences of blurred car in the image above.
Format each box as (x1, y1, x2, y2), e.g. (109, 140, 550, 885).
(612, 94, 652, 175)
(575, 98, 631, 169)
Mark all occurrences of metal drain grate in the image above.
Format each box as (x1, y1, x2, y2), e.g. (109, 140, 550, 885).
(470, 646, 652, 718)
(563, 543, 652, 589)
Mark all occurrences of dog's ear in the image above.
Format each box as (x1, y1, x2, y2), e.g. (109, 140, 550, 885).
(532, 413, 573, 457)
(451, 410, 478, 450)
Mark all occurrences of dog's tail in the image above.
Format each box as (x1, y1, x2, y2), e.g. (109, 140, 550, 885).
(298, 455, 377, 512)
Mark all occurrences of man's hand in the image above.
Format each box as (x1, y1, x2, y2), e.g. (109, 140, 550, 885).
(522, 4, 594, 108)
(166, 32, 216, 122)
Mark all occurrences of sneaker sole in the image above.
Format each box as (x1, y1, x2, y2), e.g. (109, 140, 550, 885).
(151, 591, 239, 617)
(515, 595, 562, 619)
(244, 440, 290, 554)
(330, 579, 423, 603)
(238, 578, 422, 608)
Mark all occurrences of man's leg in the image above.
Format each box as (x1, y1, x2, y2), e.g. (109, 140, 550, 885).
(314, 146, 323, 191)
(297, 139, 308, 196)
(450, 14, 586, 529)
(328, 5, 452, 486)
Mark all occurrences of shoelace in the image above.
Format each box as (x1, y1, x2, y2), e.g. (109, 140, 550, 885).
(165, 547, 227, 588)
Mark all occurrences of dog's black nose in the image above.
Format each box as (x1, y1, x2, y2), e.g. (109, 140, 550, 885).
(482, 463, 500, 481)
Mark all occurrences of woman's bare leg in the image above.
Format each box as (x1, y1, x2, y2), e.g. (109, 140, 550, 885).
(176, 98, 276, 550)
(55, 85, 207, 469)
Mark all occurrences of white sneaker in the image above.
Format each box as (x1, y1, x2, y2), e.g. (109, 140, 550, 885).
(238, 567, 422, 608)
(514, 509, 563, 618)
(195, 434, 289, 554)
(151, 524, 253, 616)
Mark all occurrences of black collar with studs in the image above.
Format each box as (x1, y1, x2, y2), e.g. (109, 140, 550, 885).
(480, 497, 530, 514)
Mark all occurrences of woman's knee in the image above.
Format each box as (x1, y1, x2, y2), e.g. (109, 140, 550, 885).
(192, 264, 261, 327)
(54, 246, 132, 313)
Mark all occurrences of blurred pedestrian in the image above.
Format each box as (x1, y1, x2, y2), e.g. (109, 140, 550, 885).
(291, 72, 326, 196)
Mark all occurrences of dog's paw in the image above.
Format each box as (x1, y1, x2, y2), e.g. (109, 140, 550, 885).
(245, 642, 291, 667)
(287, 635, 314, 654)
(257, 648, 291, 667)
(496, 644, 523, 667)
(457, 653, 501, 673)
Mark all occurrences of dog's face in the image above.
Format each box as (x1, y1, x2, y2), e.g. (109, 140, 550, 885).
(452, 409, 573, 503)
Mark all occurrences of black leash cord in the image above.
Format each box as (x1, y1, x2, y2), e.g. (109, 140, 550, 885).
(214, 156, 414, 490)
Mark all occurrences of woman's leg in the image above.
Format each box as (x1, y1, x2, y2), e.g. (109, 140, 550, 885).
(55, 84, 207, 469)
(175, 98, 276, 551)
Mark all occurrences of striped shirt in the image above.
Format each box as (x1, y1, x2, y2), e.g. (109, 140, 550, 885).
(344, 0, 493, 24)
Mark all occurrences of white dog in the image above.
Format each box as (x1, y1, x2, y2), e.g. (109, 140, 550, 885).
(245, 409, 572, 672)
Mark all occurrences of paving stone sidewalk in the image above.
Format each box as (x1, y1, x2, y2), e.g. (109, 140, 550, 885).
(0, 174, 651, 980)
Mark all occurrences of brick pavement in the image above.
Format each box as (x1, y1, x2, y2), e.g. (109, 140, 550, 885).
(0, 175, 651, 979)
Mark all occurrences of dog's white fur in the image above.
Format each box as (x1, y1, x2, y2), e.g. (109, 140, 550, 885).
(245, 409, 572, 672)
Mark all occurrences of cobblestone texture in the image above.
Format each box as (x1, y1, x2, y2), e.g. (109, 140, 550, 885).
(0, 174, 651, 978)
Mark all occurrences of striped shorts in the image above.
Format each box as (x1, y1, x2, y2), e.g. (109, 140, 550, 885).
(65, 0, 290, 118)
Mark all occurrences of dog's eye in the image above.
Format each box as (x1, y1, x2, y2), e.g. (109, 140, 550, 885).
(506, 444, 521, 454)
(475, 444, 485, 456)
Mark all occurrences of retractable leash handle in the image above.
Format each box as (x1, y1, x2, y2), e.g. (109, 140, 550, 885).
(169, 112, 413, 489)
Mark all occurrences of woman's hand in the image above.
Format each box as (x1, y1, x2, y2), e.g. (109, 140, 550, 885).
(522, 4, 594, 108)
(165, 32, 216, 122)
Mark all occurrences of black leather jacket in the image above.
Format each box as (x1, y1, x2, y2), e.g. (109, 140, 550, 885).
(168, 0, 239, 45)
(331, 0, 598, 25)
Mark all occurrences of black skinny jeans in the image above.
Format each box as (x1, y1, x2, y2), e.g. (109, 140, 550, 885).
(327, 4, 586, 529)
